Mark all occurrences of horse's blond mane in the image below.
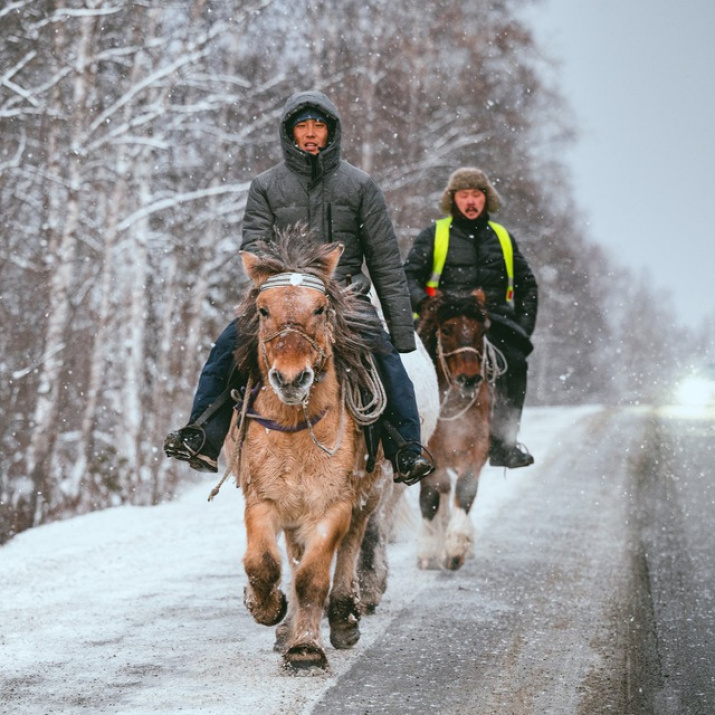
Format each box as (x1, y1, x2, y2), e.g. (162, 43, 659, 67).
(234, 226, 384, 389)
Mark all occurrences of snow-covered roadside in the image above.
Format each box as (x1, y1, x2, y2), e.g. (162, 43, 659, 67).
(0, 405, 603, 715)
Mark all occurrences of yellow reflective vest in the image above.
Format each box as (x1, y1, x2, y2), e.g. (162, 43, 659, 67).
(425, 216, 514, 307)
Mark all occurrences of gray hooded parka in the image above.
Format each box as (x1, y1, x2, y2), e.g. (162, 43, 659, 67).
(241, 91, 415, 352)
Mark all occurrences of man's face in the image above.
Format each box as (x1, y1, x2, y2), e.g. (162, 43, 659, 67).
(454, 189, 486, 219)
(292, 119, 329, 155)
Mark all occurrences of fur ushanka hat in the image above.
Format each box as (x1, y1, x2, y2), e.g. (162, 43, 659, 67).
(439, 167, 502, 215)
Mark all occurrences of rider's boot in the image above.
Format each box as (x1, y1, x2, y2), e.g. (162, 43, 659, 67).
(489, 370, 533, 469)
(164, 425, 220, 473)
(489, 439, 534, 469)
(164, 321, 239, 473)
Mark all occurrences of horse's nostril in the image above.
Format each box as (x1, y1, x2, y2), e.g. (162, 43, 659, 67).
(295, 369, 313, 389)
(270, 369, 286, 388)
(457, 374, 482, 390)
(270, 368, 313, 392)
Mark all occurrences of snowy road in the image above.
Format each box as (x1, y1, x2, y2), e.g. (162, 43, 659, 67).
(628, 409, 715, 715)
(2, 405, 713, 714)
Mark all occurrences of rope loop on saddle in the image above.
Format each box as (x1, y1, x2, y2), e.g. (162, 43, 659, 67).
(344, 354, 387, 426)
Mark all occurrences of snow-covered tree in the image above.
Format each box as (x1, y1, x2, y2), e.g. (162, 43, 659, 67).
(0, 0, 678, 541)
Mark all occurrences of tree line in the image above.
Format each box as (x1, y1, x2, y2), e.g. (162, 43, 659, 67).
(0, 0, 697, 542)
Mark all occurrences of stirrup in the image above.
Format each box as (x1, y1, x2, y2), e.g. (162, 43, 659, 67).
(163, 426, 206, 461)
(393, 442, 436, 486)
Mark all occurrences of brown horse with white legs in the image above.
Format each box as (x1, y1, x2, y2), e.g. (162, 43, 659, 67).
(416, 289, 504, 570)
(220, 227, 410, 672)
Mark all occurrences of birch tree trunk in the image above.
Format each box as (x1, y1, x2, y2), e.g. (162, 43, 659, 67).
(69, 178, 126, 507)
(25, 3, 96, 525)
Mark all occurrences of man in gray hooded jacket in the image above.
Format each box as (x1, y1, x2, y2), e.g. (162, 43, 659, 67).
(164, 91, 434, 485)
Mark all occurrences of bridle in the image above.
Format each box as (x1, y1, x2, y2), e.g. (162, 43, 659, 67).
(436, 329, 507, 422)
(260, 324, 329, 383)
(258, 271, 332, 381)
(208, 270, 358, 499)
(256, 272, 344, 455)
(436, 335, 485, 388)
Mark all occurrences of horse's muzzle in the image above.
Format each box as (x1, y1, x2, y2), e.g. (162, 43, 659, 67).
(455, 373, 483, 399)
(269, 366, 315, 405)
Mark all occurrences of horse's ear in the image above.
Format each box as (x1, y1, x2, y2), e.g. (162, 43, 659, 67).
(322, 243, 344, 278)
(240, 250, 267, 285)
(471, 288, 486, 306)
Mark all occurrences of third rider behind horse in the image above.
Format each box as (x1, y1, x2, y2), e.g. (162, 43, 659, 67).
(404, 167, 539, 469)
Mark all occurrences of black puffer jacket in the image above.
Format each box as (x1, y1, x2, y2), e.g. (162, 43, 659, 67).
(241, 91, 415, 353)
(404, 213, 538, 339)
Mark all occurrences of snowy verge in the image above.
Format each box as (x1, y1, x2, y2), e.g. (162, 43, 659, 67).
(0, 405, 603, 715)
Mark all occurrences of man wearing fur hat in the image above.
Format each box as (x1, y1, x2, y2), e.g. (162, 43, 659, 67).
(404, 167, 538, 469)
(164, 90, 434, 485)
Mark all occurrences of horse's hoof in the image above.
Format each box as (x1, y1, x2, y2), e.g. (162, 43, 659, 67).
(358, 592, 382, 615)
(283, 644, 328, 672)
(328, 596, 361, 648)
(417, 556, 441, 570)
(444, 555, 464, 571)
(244, 586, 288, 626)
(330, 619, 361, 649)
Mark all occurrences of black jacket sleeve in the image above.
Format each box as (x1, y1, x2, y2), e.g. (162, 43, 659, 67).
(241, 177, 273, 254)
(403, 225, 436, 313)
(510, 233, 538, 336)
(359, 179, 416, 353)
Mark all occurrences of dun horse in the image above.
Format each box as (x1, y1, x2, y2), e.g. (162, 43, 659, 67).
(415, 289, 504, 570)
(217, 228, 437, 672)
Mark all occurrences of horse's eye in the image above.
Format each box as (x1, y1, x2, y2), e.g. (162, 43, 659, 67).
(314, 305, 325, 316)
(258, 307, 269, 318)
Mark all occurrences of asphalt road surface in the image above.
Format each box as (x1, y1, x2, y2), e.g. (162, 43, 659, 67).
(311, 408, 715, 715)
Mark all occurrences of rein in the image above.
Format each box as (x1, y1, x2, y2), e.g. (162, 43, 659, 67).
(259, 315, 346, 455)
(436, 333, 507, 422)
(207, 270, 382, 501)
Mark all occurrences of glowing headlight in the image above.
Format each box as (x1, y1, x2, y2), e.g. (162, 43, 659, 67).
(675, 376, 715, 408)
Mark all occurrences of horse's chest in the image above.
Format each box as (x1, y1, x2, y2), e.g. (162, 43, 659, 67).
(241, 426, 358, 513)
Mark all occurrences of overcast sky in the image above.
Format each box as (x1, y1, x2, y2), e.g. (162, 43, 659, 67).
(523, 0, 715, 328)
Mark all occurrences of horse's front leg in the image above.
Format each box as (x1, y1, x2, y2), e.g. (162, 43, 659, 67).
(329, 493, 381, 649)
(284, 501, 352, 671)
(274, 530, 303, 653)
(443, 465, 481, 570)
(417, 468, 451, 570)
(243, 502, 287, 627)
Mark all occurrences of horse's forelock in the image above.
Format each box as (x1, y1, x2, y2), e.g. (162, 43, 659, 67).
(250, 228, 341, 281)
(418, 293, 488, 358)
(435, 294, 488, 324)
(235, 227, 380, 388)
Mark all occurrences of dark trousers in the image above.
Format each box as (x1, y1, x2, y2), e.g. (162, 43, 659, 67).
(188, 319, 422, 460)
(487, 326, 529, 446)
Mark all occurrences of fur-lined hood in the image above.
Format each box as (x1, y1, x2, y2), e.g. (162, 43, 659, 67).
(280, 91, 342, 176)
